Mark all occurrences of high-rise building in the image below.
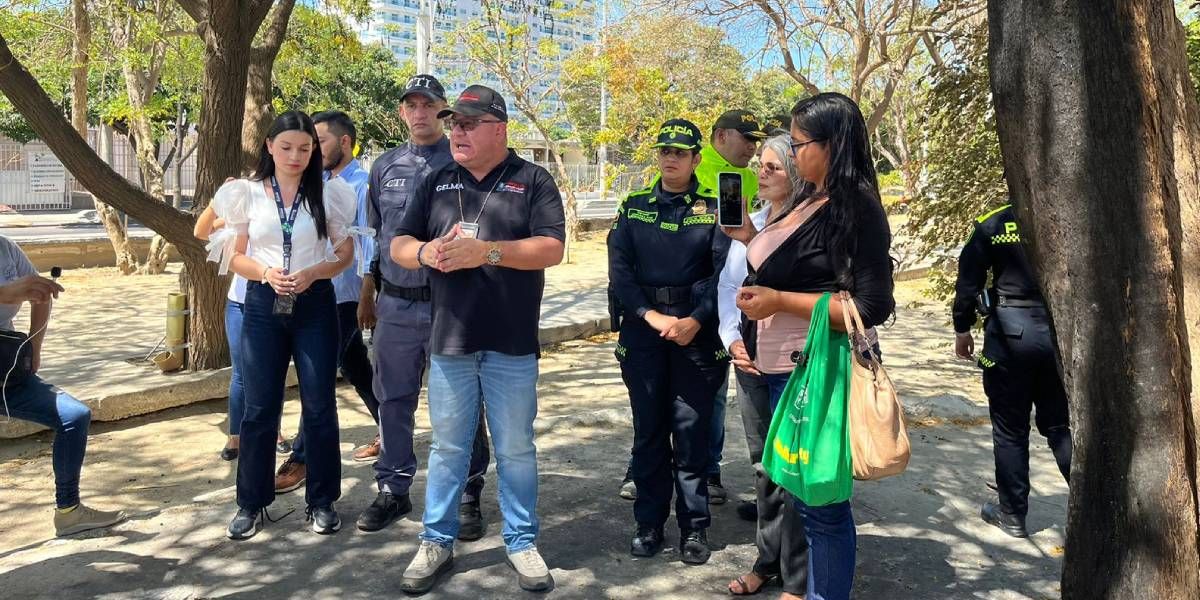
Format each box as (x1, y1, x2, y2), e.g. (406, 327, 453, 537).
(359, 0, 597, 112)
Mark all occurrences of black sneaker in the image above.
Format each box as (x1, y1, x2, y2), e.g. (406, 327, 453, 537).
(736, 500, 758, 522)
(356, 491, 410, 532)
(630, 525, 664, 557)
(219, 446, 239, 461)
(307, 505, 341, 535)
(276, 438, 292, 455)
(680, 528, 711, 564)
(226, 508, 262, 540)
(458, 501, 486, 541)
(981, 501, 1028, 538)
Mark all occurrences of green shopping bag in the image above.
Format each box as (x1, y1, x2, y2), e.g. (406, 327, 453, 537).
(761, 292, 854, 506)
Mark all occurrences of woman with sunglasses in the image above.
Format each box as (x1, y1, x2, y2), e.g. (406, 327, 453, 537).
(207, 110, 358, 540)
(722, 94, 895, 600)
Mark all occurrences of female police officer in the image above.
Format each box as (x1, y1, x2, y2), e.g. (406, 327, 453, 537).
(607, 118, 731, 565)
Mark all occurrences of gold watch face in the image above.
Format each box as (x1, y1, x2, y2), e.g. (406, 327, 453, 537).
(487, 247, 502, 265)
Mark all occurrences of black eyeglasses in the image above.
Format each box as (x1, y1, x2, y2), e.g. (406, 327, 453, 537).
(790, 138, 825, 156)
(657, 147, 692, 159)
(446, 118, 503, 132)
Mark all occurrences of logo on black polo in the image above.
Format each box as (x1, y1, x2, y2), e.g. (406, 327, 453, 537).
(384, 178, 407, 189)
(435, 182, 464, 192)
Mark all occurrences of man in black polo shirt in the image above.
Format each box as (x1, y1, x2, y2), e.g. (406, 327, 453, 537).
(391, 85, 565, 595)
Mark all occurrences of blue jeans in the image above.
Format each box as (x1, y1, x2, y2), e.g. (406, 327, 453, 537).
(422, 352, 539, 552)
(766, 366, 857, 600)
(225, 299, 246, 436)
(237, 280, 341, 510)
(4, 375, 91, 508)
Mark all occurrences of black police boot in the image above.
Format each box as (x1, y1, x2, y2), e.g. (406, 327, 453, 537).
(679, 528, 711, 565)
(307, 505, 341, 535)
(981, 501, 1028, 538)
(356, 491, 411, 532)
(630, 525, 665, 557)
(458, 501, 486, 541)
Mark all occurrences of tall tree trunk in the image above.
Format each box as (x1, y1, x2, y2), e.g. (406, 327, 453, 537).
(988, 1, 1200, 597)
(240, 0, 296, 171)
(71, 0, 138, 274)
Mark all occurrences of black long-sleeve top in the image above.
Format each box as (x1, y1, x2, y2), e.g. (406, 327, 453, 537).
(951, 204, 1043, 333)
(742, 196, 895, 329)
(607, 176, 731, 327)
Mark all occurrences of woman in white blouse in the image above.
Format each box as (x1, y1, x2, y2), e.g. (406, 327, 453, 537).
(207, 111, 357, 540)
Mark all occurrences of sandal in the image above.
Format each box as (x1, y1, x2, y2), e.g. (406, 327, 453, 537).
(728, 572, 774, 596)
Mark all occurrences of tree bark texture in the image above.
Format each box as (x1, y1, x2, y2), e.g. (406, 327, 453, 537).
(988, 1, 1200, 597)
(240, 0, 295, 171)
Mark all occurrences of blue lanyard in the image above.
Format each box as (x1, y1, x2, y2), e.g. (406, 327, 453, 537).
(270, 176, 303, 274)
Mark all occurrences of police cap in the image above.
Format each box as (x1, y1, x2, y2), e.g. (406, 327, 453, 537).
(714, 110, 768, 139)
(651, 118, 702, 151)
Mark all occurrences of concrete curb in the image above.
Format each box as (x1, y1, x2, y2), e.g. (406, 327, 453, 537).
(0, 316, 607, 440)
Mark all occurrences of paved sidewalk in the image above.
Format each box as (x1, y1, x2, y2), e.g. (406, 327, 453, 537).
(0, 333, 1067, 599)
(0, 236, 613, 438)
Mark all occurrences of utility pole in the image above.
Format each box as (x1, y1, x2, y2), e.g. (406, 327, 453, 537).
(416, 0, 433, 74)
(597, 0, 608, 204)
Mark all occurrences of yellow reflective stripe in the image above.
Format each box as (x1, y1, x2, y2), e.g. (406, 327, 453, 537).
(627, 208, 657, 224)
(976, 204, 1012, 223)
(683, 214, 716, 226)
(660, 221, 679, 232)
(979, 355, 996, 368)
(991, 233, 1021, 244)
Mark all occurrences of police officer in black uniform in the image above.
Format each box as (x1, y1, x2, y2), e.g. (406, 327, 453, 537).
(608, 119, 731, 564)
(952, 203, 1072, 538)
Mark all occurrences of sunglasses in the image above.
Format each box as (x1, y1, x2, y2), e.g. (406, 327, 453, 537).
(446, 118, 503, 132)
(760, 162, 785, 175)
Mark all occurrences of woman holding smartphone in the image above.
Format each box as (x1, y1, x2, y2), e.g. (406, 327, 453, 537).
(207, 110, 357, 540)
(722, 93, 895, 600)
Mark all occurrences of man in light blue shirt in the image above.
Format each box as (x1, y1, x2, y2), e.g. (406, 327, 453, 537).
(274, 111, 382, 493)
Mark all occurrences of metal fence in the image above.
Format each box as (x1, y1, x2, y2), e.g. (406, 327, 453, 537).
(0, 129, 198, 212)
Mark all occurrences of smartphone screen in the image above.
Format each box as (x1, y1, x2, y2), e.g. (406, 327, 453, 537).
(718, 172, 743, 227)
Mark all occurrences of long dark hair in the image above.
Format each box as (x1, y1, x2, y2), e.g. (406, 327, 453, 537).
(252, 111, 328, 239)
(785, 92, 888, 289)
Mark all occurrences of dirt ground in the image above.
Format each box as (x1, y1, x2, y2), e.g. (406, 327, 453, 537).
(0, 239, 1069, 599)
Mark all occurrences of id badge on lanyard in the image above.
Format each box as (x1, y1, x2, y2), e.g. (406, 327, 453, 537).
(270, 176, 303, 316)
(458, 222, 480, 239)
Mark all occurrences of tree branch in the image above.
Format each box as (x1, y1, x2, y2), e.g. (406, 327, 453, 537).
(173, 0, 206, 25)
(254, 0, 296, 55)
(0, 34, 197, 251)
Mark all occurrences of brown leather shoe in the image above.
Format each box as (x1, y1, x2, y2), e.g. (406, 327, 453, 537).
(275, 457, 306, 493)
(353, 436, 381, 462)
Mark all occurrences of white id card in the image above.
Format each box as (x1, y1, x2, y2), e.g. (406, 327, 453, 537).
(458, 222, 480, 239)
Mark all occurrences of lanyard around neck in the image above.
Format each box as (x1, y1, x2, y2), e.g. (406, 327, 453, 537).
(270, 176, 304, 273)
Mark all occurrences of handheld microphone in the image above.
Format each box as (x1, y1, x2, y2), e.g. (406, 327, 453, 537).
(50, 266, 62, 281)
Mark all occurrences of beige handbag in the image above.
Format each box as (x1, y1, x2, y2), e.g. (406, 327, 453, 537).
(839, 291, 910, 480)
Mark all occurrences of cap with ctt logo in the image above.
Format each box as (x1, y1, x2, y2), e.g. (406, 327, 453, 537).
(437, 84, 508, 122)
(651, 118, 702, 151)
(400, 74, 446, 103)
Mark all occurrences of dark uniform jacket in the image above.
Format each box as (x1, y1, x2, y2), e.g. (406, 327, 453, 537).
(607, 176, 731, 342)
(952, 204, 1046, 367)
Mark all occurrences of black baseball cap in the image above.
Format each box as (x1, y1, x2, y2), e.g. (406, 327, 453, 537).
(763, 113, 792, 136)
(437, 85, 508, 122)
(714, 110, 768, 139)
(651, 118, 702, 151)
(400, 74, 446, 103)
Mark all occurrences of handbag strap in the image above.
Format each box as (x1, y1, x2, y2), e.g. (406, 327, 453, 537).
(839, 290, 883, 367)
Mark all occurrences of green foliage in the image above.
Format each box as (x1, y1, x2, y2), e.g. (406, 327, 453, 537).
(273, 6, 412, 151)
(0, 3, 72, 142)
(743, 69, 807, 126)
(561, 15, 747, 165)
(904, 24, 1006, 301)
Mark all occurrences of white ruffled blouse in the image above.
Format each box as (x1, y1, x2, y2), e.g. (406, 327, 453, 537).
(206, 177, 357, 276)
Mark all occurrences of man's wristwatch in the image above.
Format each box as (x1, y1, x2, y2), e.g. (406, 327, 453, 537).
(486, 242, 502, 266)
